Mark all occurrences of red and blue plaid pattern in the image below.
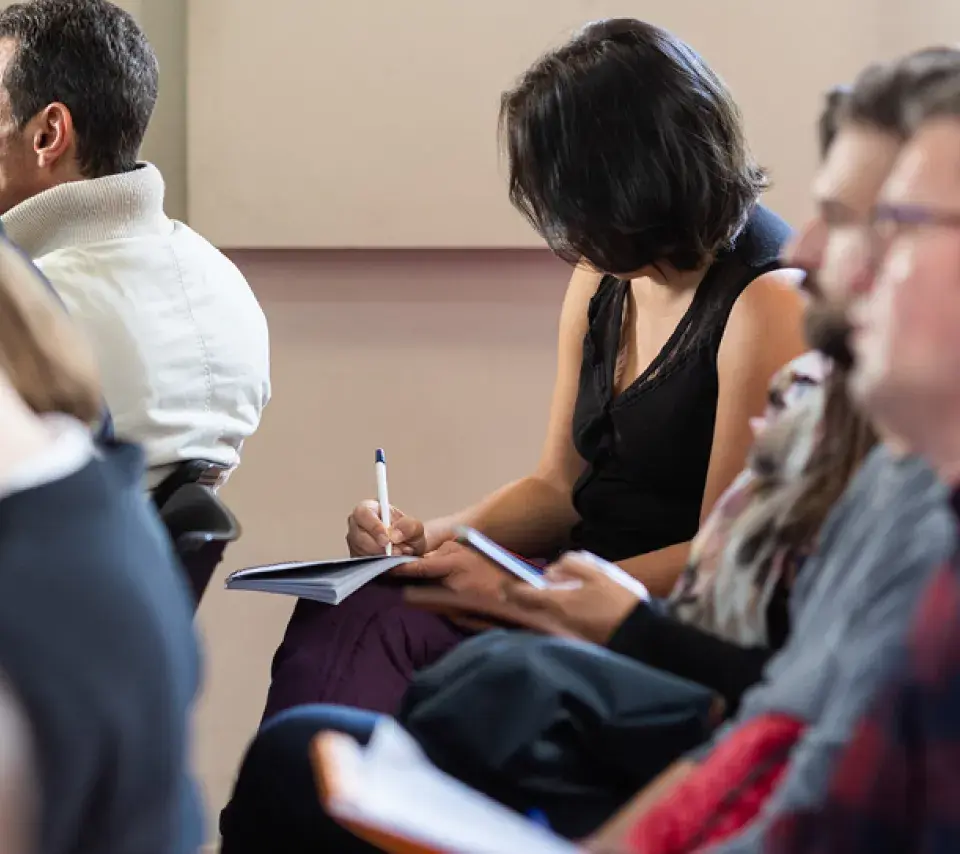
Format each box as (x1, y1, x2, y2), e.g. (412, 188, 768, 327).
(768, 537, 960, 854)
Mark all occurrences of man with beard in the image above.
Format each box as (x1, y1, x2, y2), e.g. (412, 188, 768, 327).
(588, 46, 960, 854)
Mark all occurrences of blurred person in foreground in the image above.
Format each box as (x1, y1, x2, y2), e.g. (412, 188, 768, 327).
(0, 235, 202, 852)
(0, 0, 270, 489)
(0, 671, 37, 854)
(767, 73, 960, 854)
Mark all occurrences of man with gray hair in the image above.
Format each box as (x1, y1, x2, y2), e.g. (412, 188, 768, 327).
(0, 0, 270, 489)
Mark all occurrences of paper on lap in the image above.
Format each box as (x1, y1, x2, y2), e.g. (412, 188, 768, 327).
(313, 718, 580, 854)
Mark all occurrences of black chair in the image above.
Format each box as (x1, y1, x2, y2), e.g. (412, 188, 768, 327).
(157, 480, 241, 609)
(152, 459, 228, 510)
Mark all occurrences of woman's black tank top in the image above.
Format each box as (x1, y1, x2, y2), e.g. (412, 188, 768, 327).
(570, 206, 792, 561)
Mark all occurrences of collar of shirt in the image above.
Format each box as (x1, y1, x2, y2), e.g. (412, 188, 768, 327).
(0, 162, 169, 259)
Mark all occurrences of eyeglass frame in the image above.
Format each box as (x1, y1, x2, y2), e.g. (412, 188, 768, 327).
(852, 202, 960, 269)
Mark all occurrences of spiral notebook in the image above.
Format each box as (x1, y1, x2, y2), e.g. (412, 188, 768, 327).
(225, 555, 416, 605)
(313, 719, 579, 854)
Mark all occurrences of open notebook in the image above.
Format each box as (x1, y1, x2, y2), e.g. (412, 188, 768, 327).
(225, 555, 415, 605)
(313, 718, 580, 854)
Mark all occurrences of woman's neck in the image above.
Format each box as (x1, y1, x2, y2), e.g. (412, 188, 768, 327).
(628, 263, 710, 311)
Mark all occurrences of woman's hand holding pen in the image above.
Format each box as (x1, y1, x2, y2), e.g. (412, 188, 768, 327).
(346, 500, 427, 557)
(346, 501, 506, 596)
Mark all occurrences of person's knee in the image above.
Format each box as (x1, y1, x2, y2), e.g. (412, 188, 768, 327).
(249, 708, 323, 781)
(240, 706, 380, 799)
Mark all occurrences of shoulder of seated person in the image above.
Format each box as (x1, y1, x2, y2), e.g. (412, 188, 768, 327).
(568, 263, 607, 297)
(724, 268, 805, 341)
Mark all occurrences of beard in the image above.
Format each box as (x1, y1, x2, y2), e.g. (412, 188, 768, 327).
(798, 269, 855, 370)
(804, 301, 855, 371)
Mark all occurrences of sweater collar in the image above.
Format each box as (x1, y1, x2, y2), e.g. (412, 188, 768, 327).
(0, 162, 170, 259)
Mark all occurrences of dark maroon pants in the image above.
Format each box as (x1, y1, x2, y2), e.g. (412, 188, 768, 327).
(260, 581, 468, 721)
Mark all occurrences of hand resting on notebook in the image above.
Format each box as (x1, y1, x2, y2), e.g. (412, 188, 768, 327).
(501, 553, 645, 645)
(392, 541, 513, 597)
(405, 552, 647, 642)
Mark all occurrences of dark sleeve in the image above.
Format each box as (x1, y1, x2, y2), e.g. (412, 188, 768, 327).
(606, 604, 773, 714)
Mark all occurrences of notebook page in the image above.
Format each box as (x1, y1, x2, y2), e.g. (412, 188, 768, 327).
(326, 720, 579, 854)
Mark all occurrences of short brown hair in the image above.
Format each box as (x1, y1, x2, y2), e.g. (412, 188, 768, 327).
(0, 240, 101, 423)
(818, 86, 850, 159)
(842, 46, 960, 138)
(905, 71, 960, 128)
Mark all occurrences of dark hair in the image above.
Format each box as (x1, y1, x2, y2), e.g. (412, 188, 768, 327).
(0, 0, 158, 178)
(905, 70, 960, 128)
(841, 46, 960, 139)
(499, 19, 767, 275)
(818, 87, 850, 159)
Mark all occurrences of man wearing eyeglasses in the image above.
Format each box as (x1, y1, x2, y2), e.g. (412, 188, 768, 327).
(764, 79, 960, 854)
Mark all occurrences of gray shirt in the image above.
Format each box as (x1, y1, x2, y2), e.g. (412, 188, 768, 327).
(704, 444, 954, 852)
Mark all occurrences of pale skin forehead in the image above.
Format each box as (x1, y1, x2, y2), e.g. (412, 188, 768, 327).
(881, 117, 960, 206)
(812, 123, 902, 212)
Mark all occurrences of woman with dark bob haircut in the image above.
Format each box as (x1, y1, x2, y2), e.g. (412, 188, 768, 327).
(258, 19, 807, 720)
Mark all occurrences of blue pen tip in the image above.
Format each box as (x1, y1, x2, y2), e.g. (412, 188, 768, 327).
(526, 809, 550, 829)
(375, 448, 385, 464)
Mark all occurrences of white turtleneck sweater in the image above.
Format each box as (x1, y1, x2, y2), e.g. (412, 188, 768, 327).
(1, 163, 270, 487)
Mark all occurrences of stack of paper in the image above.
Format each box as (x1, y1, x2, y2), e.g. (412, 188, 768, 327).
(315, 718, 580, 854)
(225, 555, 416, 605)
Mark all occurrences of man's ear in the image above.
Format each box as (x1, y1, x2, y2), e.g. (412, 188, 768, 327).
(31, 103, 73, 170)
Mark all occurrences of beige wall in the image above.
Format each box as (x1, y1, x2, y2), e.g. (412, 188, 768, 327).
(137, 0, 187, 222)
(187, 0, 884, 247)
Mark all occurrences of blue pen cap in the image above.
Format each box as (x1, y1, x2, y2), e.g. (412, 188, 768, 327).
(526, 808, 551, 829)
(375, 448, 386, 464)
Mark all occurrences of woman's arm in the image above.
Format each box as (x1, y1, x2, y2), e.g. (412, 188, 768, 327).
(613, 270, 808, 596)
(422, 264, 602, 556)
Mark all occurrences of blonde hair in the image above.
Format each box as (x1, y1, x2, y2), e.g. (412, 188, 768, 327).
(0, 241, 102, 424)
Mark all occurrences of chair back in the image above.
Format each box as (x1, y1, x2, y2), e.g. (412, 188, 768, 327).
(152, 459, 228, 510)
(158, 482, 241, 608)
